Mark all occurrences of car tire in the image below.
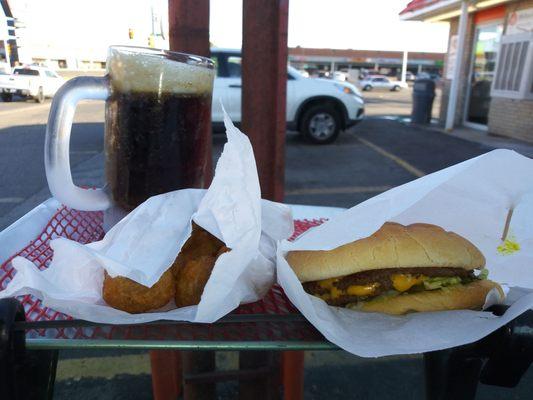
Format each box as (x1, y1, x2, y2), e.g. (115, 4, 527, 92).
(35, 87, 45, 103)
(391, 85, 400, 91)
(300, 104, 341, 145)
(1, 93, 13, 102)
(363, 85, 372, 91)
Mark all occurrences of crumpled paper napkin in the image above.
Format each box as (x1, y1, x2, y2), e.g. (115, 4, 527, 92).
(277, 149, 533, 357)
(1, 110, 293, 324)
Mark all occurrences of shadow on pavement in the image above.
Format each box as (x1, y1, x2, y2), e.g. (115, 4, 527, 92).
(0, 122, 104, 228)
(363, 96, 413, 105)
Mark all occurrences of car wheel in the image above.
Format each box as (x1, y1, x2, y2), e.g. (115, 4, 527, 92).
(300, 105, 341, 144)
(391, 85, 400, 91)
(1, 93, 13, 102)
(35, 87, 45, 103)
(363, 85, 372, 91)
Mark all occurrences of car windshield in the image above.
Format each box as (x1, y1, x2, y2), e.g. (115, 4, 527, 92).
(14, 68, 40, 76)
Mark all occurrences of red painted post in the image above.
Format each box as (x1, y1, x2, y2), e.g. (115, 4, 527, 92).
(149, 2, 214, 399)
(150, 350, 182, 400)
(168, 0, 210, 57)
(281, 351, 305, 400)
(168, 0, 213, 186)
(242, 2, 297, 398)
(242, 0, 289, 202)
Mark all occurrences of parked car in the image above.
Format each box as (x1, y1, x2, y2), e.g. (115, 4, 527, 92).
(0, 62, 10, 75)
(359, 75, 407, 92)
(0, 66, 65, 103)
(211, 49, 365, 144)
(332, 71, 347, 81)
(404, 71, 416, 81)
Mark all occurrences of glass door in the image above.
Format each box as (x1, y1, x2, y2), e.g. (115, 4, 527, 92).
(465, 23, 503, 126)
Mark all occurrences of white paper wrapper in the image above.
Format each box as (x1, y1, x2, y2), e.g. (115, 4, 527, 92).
(0, 111, 293, 324)
(277, 149, 533, 357)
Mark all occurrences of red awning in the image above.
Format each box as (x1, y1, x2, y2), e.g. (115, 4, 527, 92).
(399, 0, 443, 15)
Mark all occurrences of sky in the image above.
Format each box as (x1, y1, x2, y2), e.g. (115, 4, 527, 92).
(7, 0, 450, 63)
(211, 0, 450, 53)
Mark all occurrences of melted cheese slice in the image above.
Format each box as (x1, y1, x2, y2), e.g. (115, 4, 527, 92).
(346, 283, 379, 297)
(316, 278, 379, 299)
(391, 274, 426, 292)
(314, 273, 429, 301)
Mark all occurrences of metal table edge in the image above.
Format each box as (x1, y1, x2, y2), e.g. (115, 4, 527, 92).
(26, 338, 339, 351)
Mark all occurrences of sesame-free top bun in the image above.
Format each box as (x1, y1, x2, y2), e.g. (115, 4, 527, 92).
(287, 222, 486, 283)
(348, 279, 503, 315)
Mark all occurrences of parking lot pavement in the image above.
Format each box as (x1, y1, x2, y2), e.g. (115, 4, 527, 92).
(362, 85, 442, 119)
(284, 117, 493, 208)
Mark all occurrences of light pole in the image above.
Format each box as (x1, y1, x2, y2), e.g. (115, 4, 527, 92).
(401, 50, 408, 83)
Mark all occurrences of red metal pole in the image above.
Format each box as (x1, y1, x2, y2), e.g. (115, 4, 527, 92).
(150, 350, 182, 400)
(149, 3, 214, 399)
(241, 2, 293, 398)
(281, 351, 305, 400)
(168, 0, 210, 57)
(168, 0, 213, 187)
(242, 0, 289, 202)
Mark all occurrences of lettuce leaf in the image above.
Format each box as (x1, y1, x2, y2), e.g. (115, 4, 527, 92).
(477, 268, 489, 280)
(423, 276, 462, 290)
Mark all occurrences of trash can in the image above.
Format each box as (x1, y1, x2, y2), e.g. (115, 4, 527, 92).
(411, 78, 435, 124)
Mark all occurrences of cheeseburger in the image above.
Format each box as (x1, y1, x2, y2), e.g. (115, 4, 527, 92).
(287, 222, 503, 315)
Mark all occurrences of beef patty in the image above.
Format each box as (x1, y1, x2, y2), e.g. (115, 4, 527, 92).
(303, 267, 475, 306)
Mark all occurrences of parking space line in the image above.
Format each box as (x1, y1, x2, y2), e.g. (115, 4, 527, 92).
(286, 185, 392, 196)
(357, 137, 426, 178)
(56, 354, 150, 380)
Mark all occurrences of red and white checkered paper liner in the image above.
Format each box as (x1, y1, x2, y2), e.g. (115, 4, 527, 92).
(0, 206, 326, 340)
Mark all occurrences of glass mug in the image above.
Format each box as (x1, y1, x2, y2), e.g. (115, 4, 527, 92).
(45, 46, 215, 212)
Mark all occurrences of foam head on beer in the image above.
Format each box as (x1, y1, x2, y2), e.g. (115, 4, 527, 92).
(107, 46, 215, 95)
(105, 46, 216, 211)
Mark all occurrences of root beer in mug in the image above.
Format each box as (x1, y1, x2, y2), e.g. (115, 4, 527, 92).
(45, 46, 215, 212)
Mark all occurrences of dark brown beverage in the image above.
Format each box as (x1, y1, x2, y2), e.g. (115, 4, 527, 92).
(105, 91, 211, 210)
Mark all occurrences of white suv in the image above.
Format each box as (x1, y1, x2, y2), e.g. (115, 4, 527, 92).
(211, 49, 365, 144)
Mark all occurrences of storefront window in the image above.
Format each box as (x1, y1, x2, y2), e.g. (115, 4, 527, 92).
(466, 23, 503, 126)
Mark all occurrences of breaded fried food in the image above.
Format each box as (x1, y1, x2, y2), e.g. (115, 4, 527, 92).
(102, 268, 174, 313)
(103, 223, 229, 313)
(174, 245, 230, 308)
(171, 223, 225, 278)
(173, 232, 231, 308)
(174, 255, 216, 308)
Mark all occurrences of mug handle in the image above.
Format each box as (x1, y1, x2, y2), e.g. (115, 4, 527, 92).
(45, 76, 111, 211)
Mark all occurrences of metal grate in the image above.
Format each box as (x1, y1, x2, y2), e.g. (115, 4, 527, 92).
(0, 206, 328, 343)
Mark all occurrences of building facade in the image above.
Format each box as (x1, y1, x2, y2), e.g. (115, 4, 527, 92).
(401, 0, 533, 142)
(288, 47, 444, 78)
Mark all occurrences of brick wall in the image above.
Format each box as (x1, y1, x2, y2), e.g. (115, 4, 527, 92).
(489, 99, 533, 142)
